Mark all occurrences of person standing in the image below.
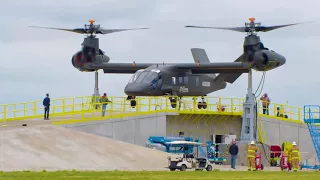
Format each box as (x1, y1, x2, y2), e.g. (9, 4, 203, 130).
(260, 93, 270, 115)
(229, 140, 239, 169)
(289, 141, 300, 172)
(247, 141, 259, 171)
(100, 93, 111, 117)
(43, 93, 50, 120)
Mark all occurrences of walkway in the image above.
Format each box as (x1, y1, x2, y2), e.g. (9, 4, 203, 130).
(0, 95, 304, 125)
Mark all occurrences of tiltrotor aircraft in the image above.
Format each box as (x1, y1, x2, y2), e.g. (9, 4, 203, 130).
(29, 20, 149, 71)
(30, 18, 301, 108)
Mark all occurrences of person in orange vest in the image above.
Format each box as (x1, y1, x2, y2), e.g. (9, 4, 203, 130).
(247, 141, 259, 171)
(260, 93, 270, 115)
(289, 141, 300, 171)
(100, 93, 111, 117)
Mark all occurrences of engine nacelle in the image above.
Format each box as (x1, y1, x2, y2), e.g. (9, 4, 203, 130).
(71, 46, 110, 72)
(71, 51, 95, 72)
(251, 50, 286, 71)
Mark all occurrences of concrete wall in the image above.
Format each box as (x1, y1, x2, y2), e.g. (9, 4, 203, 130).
(166, 114, 242, 142)
(61, 112, 317, 166)
(62, 113, 172, 147)
(166, 114, 317, 166)
(260, 117, 317, 164)
(165, 114, 270, 167)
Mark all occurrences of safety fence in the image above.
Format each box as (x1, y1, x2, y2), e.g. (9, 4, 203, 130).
(0, 95, 305, 125)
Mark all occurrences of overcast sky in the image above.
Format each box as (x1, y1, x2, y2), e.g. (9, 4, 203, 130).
(1, 0, 320, 108)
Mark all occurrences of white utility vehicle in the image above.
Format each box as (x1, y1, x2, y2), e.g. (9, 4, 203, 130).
(166, 141, 214, 171)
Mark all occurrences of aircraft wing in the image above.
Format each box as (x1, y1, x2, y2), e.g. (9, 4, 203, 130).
(215, 54, 247, 83)
(92, 62, 250, 74)
(92, 63, 155, 74)
(176, 62, 249, 73)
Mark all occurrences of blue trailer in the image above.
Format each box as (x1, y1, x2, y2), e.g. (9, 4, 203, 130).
(146, 136, 228, 164)
(146, 136, 195, 154)
(206, 141, 228, 164)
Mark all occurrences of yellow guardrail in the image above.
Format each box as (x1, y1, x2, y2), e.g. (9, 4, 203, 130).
(0, 95, 304, 125)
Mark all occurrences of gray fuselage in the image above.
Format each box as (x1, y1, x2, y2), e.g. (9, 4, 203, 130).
(124, 65, 226, 97)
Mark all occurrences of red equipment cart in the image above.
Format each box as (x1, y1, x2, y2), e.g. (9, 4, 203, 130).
(270, 145, 281, 166)
(255, 151, 264, 170)
(280, 152, 289, 171)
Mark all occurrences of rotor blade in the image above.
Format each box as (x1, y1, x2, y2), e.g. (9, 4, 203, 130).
(185, 25, 246, 32)
(98, 28, 149, 34)
(28, 26, 86, 34)
(186, 21, 310, 33)
(256, 22, 305, 32)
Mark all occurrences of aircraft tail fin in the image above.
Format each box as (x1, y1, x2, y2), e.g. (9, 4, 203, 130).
(190, 48, 217, 78)
(191, 48, 210, 64)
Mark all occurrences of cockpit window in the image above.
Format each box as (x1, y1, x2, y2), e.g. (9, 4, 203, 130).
(129, 69, 160, 84)
(129, 70, 143, 83)
(134, 71, 149, 83)
(142, 72, 158, 83)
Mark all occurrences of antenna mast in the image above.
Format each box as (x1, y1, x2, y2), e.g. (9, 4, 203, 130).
(245, 17, 261, 36)
(84, 19, 100, 38)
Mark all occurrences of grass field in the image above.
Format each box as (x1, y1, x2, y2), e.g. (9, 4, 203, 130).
(0, 170, 319, 180)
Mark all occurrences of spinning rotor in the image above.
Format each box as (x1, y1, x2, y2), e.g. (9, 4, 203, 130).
(185, 17, 306, 36)
(29, 19, 149, 37)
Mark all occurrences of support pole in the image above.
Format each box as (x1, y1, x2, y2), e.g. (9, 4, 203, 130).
(240, 69, 258, 142)
(93, 71, 100, 109)
(94, 71, 99, 96)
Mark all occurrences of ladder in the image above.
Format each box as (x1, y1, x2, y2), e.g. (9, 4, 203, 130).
(303, 105, 320, 164)
(257, 116, 268, 144)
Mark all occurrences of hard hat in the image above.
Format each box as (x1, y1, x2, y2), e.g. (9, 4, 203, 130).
(292, 141, 297, 146)
(250, 141, 255, 145)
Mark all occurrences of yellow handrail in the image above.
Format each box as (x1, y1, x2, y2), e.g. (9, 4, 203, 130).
(0, 95, 304, 124)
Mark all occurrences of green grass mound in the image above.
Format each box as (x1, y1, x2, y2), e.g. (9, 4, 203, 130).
(0, 170, 319, 180)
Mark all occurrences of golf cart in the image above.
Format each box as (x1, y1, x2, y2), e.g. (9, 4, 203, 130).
(166, 141, 214, 171)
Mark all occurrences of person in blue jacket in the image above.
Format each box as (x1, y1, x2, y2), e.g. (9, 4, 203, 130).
(43, 93, 50, 120)
(229, 140, 239, 169)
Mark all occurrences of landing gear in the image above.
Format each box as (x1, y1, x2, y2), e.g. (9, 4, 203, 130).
(169, 95, 183, 109)
(198, 96, 207, 109)
(169, 97, 178, 108)
(126, 96, 136, 108)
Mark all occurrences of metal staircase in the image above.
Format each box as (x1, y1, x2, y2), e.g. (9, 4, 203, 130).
(303, 105, 320, 164)
(257, 116, 268, 144)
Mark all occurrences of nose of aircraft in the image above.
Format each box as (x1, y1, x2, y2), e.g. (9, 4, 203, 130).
(279, 56, 286, 66)
(124, 83, 149, 96)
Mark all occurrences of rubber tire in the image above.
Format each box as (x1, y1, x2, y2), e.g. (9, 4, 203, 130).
(206, 165, 212, 171)
(130, 100, 136, 108)
(198, 102, 203, 109)
(202, 102, 207, 109)
(180, 164, 187, 171)
(170, 99, 177, 108)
